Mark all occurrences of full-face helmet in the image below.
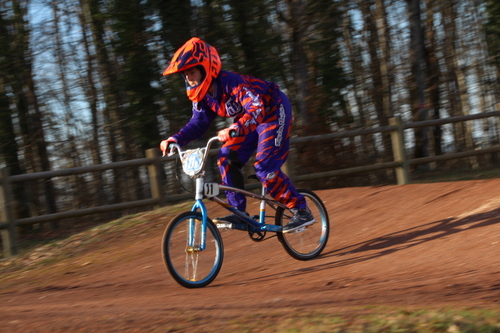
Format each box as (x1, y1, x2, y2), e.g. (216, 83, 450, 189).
(163, 37, 222, 102)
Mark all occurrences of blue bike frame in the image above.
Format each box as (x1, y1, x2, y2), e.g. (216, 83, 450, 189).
(170, 136, 285, 251)
(189, 185, 285, 250)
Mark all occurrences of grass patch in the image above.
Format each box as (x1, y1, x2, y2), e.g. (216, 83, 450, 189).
(183, 308, 500, 333)
(0, 201, 192, 272)
(150, 307, 500, 332)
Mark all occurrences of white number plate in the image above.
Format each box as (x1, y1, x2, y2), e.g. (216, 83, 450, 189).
(204, 183, 219, 197)
(181, 149, 203, 176)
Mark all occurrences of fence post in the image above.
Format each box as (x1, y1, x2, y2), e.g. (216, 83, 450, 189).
(146, 148, 164, 209)
(390, 116, 410, 185)
(0, 168, 18, 257)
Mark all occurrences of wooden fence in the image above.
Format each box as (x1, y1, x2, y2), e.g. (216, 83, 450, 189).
(2, 111, 500, 257)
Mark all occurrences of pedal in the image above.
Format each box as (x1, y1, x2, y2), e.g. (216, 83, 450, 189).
(216, 222, 233, 230)
(292, 226, 307, 234)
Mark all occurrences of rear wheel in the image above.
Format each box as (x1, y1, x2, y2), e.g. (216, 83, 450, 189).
(161, 211, 223, 288)
(276, 189, 329, 260)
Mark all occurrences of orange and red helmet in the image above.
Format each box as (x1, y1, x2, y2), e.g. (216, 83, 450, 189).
(163, 37, 222, 102)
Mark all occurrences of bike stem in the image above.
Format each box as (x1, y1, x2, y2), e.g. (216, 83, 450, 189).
(195, 176, 204, 200)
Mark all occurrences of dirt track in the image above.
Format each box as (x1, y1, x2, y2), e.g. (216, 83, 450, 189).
(1, 179, 500, 332)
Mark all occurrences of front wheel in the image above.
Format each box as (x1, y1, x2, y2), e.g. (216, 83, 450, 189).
(276, 189, 330, 260)
(161, 211, 224, 288)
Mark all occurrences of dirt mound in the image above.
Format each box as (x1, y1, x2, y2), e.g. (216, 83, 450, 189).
(1, 179, 500, 332)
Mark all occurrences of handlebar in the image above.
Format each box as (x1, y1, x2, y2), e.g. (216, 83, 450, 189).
(166, 136, 221, 178)
(167, 136, 220, 157)
(165, 131, 240, 177)
(167, 129, 238, 157)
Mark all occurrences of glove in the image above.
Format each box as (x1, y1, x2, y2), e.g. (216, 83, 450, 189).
(160, 137, 177, 156)
(218, 124, 239, 142)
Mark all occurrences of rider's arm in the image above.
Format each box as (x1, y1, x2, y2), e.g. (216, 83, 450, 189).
(172, 103, 217, 147)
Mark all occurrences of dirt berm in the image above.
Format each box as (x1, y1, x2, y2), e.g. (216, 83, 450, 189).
(1, 179, 500, 332)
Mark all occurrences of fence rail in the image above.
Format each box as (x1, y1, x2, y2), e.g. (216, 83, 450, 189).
(2, 111, 500, 257)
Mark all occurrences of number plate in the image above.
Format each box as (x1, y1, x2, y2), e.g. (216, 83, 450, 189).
(204, 183, 219, 197)
(181, 149, 204, 176)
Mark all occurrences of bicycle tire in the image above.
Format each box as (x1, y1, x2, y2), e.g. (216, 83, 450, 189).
(161, 211, 224, 288)
(275, 189, 330, 260)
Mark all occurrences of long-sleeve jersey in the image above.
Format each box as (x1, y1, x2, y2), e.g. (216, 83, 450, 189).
(172, 70, 282, 146)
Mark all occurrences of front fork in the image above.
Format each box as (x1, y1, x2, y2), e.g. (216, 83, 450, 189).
(189, 177, 208, 250)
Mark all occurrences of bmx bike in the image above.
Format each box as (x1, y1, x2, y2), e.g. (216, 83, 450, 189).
(161, 136, 330, 288)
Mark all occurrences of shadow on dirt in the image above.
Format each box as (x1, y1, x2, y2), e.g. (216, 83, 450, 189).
(228, 207, 500, 285)
(331, 206, 500, 257)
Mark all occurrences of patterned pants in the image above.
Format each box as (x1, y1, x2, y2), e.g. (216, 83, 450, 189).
(217, 92, 306, 211)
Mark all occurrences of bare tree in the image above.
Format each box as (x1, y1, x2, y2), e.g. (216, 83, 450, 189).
(359, 0, 393, 158)
(10, 0, 58, 224)
(282, 0, 311, 129)
(406, 0, 429, 161)
(81, 0, 128, 205)
(425, 0, 443, 157)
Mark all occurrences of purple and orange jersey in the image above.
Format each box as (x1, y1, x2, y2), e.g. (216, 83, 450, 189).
(172, 70, 306, 211)
(172, 71, 282, 145)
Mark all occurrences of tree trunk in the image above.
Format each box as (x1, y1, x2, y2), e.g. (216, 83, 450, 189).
(12, 0, 58, 227)
(84, 0, 126, 206)
(425, 0, 442, 157)
(77, 0, 108, 207)
(341, 10, 378, 163)
(285, 0, 310, 130)
(359, 0, 392, 159)
(407, 0, 429, 161)
(442, 1, 474, 165)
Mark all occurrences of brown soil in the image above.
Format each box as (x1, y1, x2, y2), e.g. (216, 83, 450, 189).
(1, 179, 500, 332)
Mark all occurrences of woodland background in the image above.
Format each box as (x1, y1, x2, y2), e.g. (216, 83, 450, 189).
(1, 0, 500, 228)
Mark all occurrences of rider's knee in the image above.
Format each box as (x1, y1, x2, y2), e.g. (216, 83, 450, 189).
(255, 169, 280, 185)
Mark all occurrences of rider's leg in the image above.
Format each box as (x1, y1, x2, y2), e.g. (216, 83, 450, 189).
(253, 100, 306, 210)
(253, 96, 314, 232)
(217, 131, 258, 211)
